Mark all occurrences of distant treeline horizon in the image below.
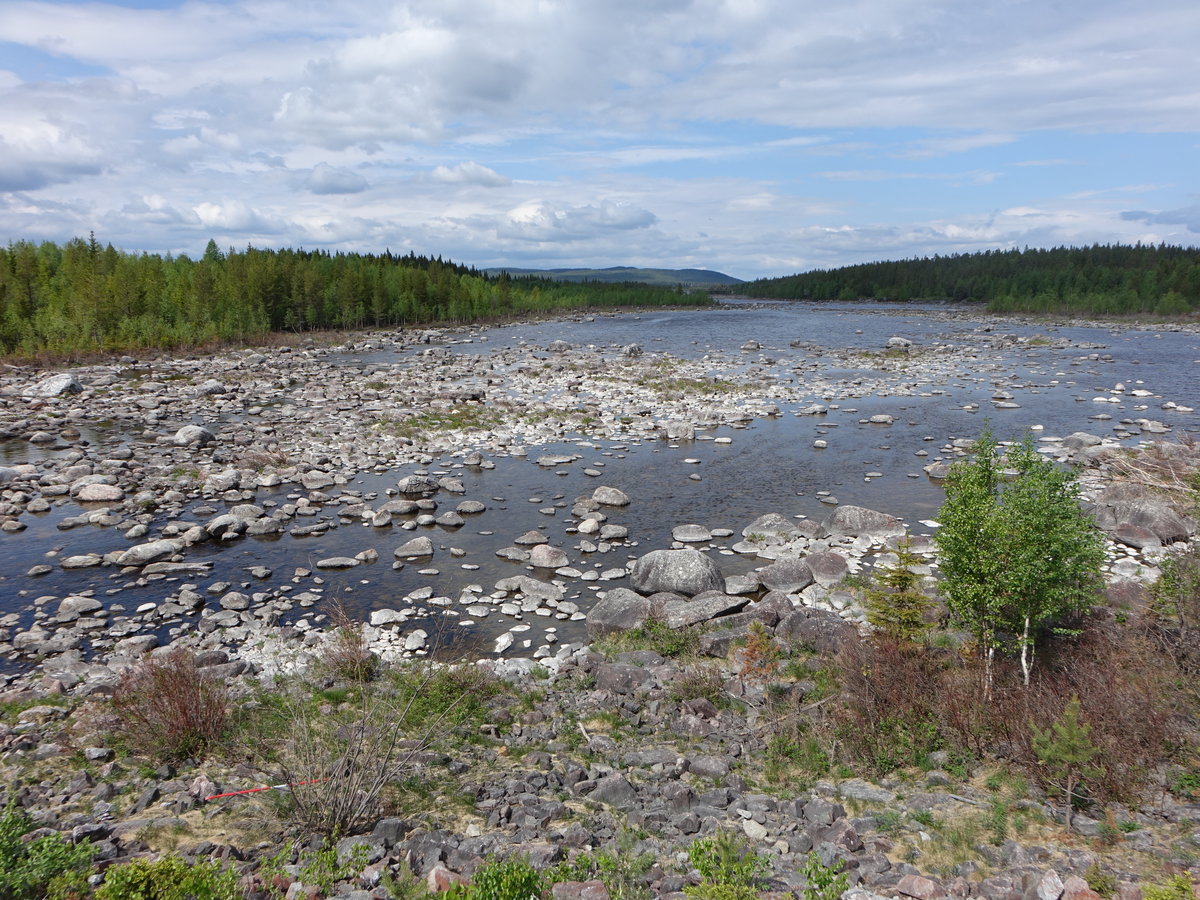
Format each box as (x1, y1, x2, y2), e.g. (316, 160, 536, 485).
(742, 243, 1200, 316)
(0, 236, 700, 358)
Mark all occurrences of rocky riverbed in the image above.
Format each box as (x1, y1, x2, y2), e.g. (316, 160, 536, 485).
(0, 304, 1197, 898)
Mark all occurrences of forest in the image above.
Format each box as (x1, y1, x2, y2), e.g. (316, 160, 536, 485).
(741, 243, 1200, 315)
(0, 236, 701, 357)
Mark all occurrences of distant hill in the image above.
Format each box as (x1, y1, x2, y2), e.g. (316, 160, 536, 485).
(484, 266, 743, 287)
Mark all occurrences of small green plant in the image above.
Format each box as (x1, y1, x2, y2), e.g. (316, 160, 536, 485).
(594, 617, 699, 658)
(910, 808, 936, 828)
(1084, 863, 1116, 898)
(549, 848, 655, 900)
(986, 797, 1008, 846)
(685, 831, 769, 900)
(454, 855, 544, 900)
(1031, 695, 1101, 832)
(96, 854, 241, 900)
(1144, 874, 1197, 900)
(800, 852, 848, 900)
(0, 800, 94, 900)
(320, 603, 380, 683)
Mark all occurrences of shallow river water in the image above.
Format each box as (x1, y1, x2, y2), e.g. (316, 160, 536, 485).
(1, 301, 1197, 672)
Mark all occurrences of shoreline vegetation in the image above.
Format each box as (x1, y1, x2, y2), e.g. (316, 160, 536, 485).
(0, 236, 707, 360)
(739, 243, 1200, 316)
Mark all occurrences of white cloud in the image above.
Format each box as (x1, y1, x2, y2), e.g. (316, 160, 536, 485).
(498, 200, 657, 243)
(304, 163, 369, 195)
(428, 162, 510, 187)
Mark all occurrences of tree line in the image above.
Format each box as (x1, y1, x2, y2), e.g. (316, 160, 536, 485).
(0, 236, 702, 357)
(741, 243, 1200, 315)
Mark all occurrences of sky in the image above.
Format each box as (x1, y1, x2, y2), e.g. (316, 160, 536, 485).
(0, 0, 1198, 280)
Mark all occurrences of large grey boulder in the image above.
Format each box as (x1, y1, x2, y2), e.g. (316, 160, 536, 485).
(28, 373, 82, 397)
(741, 512, 798, 539)
(592, 486, 631, 507)
(629, 549, 722, 597)
(394, 536, 434, 558)
(173, 425, 215, 447)
(529, 544, 569, 569)
(757, 558, 814, 594)
(662, 591, 747, 629)
(117, 539, 183, 567)
(57, 595, 102, 622)
(777, 608, 856, 655)
(805, 551, 849, 587)
(821, 505, 905, 539)
(397, 475, 439, 495)
(587, 588, 652, 637)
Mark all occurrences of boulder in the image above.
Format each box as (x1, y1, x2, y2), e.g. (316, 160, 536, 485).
(757, 558, 814, 593)
(586, 588, 652, 637)
(805, 551, 849, 587)
(672, 524, 711, 543)
(394, 536, 434, 559)
(173, 425, 215, 447)
(117, 539, 183, 567)
(592, 486, 631, 507)
(777, 608, 856, 654)
(529, 545, 570, 569)
(662, 591, 747, 629)
(397, 474, 439, 494)
(629, 549, 722, 597)
(75, 483, 124, 502)
(821, 504, 905, 539)
(27, 373, 82, 397)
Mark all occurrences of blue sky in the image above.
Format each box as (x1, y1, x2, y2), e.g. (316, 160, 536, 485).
(1, 0, 1197, 279)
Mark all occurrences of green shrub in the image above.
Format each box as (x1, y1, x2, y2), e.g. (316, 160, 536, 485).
(451, 855, 545, 900)
(1144, 874, 1197, 900)
(549, 849, 654, 900)
(0, 800, 93, 900)
(800, 852, 848, 900)
(685, 831, 768, 900)
(95, 854, 241, 900)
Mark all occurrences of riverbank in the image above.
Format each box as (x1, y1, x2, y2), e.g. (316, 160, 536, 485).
(0, 303, 1197, 899)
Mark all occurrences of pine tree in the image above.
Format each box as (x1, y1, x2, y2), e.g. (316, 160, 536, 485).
(865, 536, 932, 642)
(1031, 695, 1101, 832)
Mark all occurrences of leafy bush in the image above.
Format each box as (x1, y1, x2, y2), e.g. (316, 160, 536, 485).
(0, 799, 94, 900)
(594, 617, 699, 658)
(549, 849, 655, 900)
(685, 831, 768, 900)
(800, 852, 848, 900)
(111, 648, 230, 762)
(448, 855, 545, 900)
(95, 854, 240, 900)
(1144, 874, 1197, 900)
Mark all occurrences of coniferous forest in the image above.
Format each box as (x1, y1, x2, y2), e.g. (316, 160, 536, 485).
(742, 243, 1200, 315)
(0, 236, 700, 357)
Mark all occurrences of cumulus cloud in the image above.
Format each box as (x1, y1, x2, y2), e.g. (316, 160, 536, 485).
(304, 163, 368, 194)
(428, 161, 510, 187)
(193, 200, 282, 234)
(498, 200, 657, 243)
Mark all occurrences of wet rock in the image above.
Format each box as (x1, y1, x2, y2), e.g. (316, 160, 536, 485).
(394, 537, 435, 559)
(117, 539, 183, 567)
(672, 524, 711, 543)
(592, 486, 631, 507)
(529, 545, 570, 569)
(629, 549, 723, 597)
(397, 475, 439, 494)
